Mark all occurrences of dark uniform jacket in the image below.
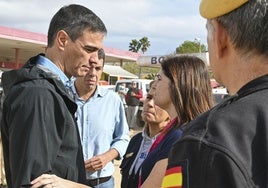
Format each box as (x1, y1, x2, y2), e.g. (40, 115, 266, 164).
(120, 132, 143, 188)
(1, 55, 86, 187)
(166, 75, 268, 188)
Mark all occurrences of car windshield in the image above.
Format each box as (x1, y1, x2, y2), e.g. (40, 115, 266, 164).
(115, 82, 140, 92)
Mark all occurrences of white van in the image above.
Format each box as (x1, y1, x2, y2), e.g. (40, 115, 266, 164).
(115, 79, 152, 98)
(115, 79, 153, 127)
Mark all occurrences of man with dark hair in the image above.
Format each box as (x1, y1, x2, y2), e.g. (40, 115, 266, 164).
(72, 48, 129, 188)
(1, 4, 107, 187)
(162, 0, 268, 187)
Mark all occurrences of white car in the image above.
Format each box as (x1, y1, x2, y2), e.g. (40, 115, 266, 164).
(115, 79, 153, 127)
(212, 87, 228, 105)
(99, 85, 115, 91)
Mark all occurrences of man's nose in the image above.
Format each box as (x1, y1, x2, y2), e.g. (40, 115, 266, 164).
(89, 51, 98, 62)
(147, 99, 154, 107)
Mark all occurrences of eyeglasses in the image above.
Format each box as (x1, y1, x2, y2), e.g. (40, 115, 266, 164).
(154, 73, 161, 81)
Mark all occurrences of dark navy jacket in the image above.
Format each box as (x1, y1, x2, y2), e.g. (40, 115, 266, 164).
(121, 126, 182, 188)
(120, 132, 143, 188)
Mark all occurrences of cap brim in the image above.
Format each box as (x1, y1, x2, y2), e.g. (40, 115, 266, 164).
(200, 0, 249, 19)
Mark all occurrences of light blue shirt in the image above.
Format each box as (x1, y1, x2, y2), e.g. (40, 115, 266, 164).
(36, 55, 71, 88)
(72, 85, 130, 179)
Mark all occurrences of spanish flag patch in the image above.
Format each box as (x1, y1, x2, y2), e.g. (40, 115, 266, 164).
(161, 166, 182, 188)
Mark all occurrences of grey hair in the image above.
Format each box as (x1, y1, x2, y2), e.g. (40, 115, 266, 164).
(212, 0, 268, 56)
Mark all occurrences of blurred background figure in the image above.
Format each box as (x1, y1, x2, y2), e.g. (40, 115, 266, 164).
(118, 83, 128, 109)
(125, 81, 143, 129)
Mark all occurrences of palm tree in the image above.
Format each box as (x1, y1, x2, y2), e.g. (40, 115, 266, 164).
(129, 39, 141, 52)
(129, 37, 151, 78)
(139, 37, 150, 54)
(129, 37, 150, 54)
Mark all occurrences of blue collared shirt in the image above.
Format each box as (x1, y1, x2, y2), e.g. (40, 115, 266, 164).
(72, 85, 130, 179)
(36, 55, 71, 88)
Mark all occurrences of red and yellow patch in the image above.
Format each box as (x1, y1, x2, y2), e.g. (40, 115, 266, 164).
(161, 166, 182, 188)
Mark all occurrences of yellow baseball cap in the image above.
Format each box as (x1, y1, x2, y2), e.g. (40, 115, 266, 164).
(200, 0, 249, 19)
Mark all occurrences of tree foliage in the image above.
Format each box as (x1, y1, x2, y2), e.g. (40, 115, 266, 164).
(123, 62, 159, 79)
(129, 39, 141, 53)
(176, 40, 206, 53)
(123, 62, 140, 75)
(129, 37, 151, 54)
(139, 37, 151, 54)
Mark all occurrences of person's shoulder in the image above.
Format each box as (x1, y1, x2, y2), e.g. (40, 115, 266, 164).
(163, 128, 183, 145)
(98, 86, 123, 101)
(169, 126, 184, 136)
(131, 131, 143, 139)
(105, 89, 121, 99)
(129, 132, 143, 144)
(98, 86, 111, 95)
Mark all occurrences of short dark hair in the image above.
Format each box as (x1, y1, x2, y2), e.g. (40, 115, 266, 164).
(98, 48, 105, 66)
(47, 4, 107, 47)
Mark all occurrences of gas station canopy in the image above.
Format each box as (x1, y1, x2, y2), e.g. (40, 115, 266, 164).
(0, 25, 141, 70)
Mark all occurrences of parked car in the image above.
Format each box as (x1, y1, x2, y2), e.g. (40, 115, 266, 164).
(115, 79, 153, 127)
(212, 87, 229, 105)
(99, 84, 115, 91)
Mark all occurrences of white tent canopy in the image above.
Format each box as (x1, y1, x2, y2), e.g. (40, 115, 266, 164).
(103, 65, 138, 79)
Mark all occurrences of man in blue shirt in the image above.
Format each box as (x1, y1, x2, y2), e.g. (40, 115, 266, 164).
(72, 49, 130, 188)
(1, 4, 107, 187)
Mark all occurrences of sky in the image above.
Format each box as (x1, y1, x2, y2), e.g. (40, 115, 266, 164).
(0, 0, 207, 55)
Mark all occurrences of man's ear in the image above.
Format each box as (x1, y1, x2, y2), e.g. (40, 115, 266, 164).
(212, 20, 229, 58)
(56, 30, 69, 50)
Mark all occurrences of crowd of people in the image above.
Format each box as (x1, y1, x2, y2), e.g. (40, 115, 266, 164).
(1, 0, 268, 187)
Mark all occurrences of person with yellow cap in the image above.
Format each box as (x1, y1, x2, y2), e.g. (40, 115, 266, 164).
(162, 0, 268, 187)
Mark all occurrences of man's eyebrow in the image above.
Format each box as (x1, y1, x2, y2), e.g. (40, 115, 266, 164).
(83, 45, 99, 52)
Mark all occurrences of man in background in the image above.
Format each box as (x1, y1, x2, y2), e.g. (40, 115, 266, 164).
(72, 49, 130, 188)
(125, 81, 143, 129)
(118, 83, 128, 109)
